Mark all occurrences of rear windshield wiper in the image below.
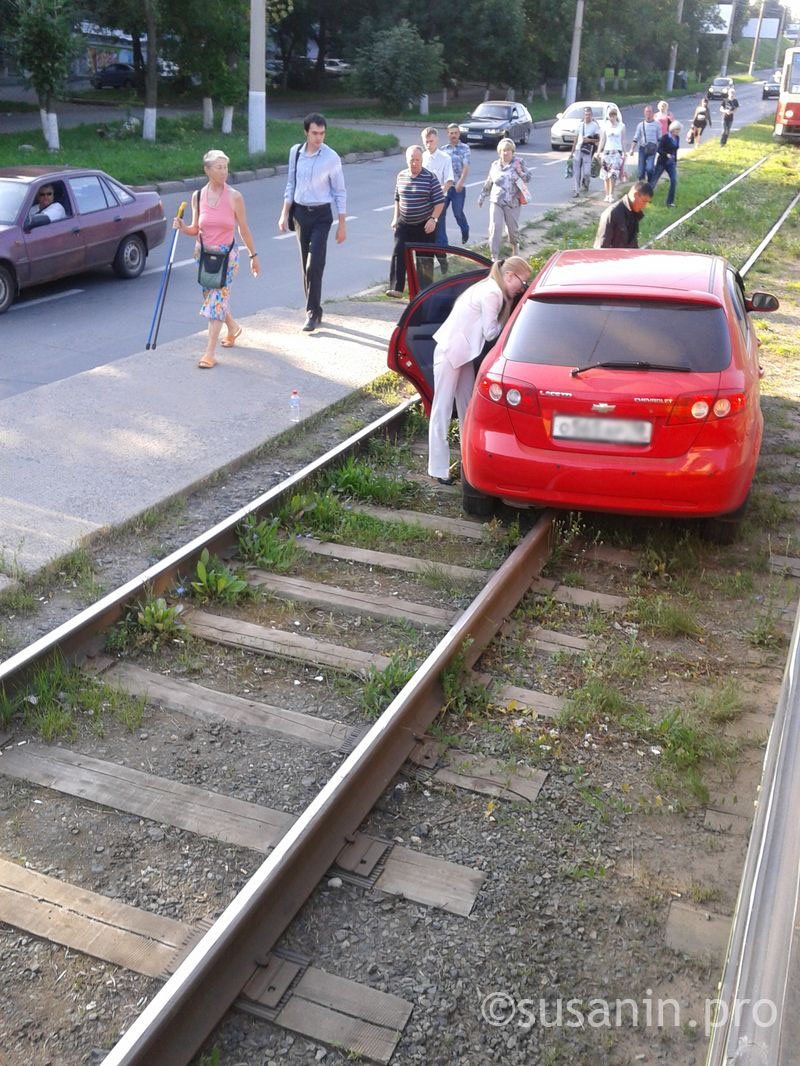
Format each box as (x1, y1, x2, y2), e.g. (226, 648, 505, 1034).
(571, 360, 692, 378)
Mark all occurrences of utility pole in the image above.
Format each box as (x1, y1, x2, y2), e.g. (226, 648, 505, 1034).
(720, 0, 737, 77)
(248, 0, 266, 155)
(666, 0, 685, 91)
(748, 0, 766, 76)
(773, 4, 787, 69)
(565, 0, 585, 107)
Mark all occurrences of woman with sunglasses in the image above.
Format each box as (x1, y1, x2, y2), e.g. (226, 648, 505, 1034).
(428, 256, 531, 484)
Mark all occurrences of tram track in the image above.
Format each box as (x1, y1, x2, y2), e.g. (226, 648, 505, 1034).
(1, 149, 799, 1066)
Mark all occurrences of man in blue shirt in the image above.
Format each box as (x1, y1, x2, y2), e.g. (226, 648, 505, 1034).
(279, 112, 347, 332)
(441, 123, 471, 244)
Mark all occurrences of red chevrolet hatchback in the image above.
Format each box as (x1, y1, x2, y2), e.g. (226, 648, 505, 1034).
(388, 247, 779, 541)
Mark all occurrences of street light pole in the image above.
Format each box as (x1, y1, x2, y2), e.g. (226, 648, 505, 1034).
(248, 0, 266, 156)
(720, 0, 737, 77)
(565, 0, 585, 108)
(748, 0, 767, 76)
(666, 0, 685, 91)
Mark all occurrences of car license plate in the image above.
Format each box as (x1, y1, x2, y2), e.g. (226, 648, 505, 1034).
(552, 414, 652, 445)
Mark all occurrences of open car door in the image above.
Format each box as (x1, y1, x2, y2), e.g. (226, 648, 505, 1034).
(387, 245, 492, 413)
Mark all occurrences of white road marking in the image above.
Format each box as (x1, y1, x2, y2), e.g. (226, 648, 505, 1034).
(142, 257, 195, 276)
(9, 288, 84, 311)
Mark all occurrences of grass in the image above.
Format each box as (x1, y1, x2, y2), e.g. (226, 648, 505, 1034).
(1, 657, 145, 739)
(322, 455, 418, 507)
(359, 650, 418, 718)
(2, 112, 396, 186)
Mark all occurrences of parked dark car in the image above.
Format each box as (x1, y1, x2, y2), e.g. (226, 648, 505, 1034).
(458, 101, 533, 147)
(0, 166, 167, 314)
(762, 74, 781, 99)
(708, 76, 734, 100)
(387, 245, 779, 543)
(91, 62, 137, 89)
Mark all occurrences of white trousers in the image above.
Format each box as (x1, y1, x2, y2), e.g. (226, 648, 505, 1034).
(427, 348, 474, 479)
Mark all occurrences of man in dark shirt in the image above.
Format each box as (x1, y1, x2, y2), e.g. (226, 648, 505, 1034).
(593, 181, 653, 249)
(387, 145, 445, 297)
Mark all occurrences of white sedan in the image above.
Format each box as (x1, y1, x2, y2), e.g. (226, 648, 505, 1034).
(550, 100, 619, 151)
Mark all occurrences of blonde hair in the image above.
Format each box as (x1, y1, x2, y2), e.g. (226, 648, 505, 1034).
(496, 138, 515, 154)
(490, 255, 532, 325)
(203, 149, 230, 167)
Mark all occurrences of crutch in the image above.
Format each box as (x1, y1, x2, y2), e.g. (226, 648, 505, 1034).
(145, 200, 187, 350)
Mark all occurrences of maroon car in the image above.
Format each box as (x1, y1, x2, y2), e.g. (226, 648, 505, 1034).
(0, 166, 167, 313)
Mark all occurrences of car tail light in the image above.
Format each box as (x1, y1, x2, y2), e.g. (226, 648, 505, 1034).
(667, 389, 746, 425)
(477, 359, 540, 415)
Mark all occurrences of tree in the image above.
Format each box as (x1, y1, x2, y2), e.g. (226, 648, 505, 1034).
(354, 19, 442, 111)
(12, 0, 79, 149)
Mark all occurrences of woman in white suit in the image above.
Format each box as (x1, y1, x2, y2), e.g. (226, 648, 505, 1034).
(428, 256, 531, 483)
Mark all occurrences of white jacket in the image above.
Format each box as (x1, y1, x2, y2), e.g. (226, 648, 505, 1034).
(433, 276, 505, 369)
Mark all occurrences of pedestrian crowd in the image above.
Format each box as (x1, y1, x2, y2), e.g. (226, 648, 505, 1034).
(173, 82, 743, 367)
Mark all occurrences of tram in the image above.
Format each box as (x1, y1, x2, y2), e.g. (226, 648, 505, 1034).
(773, 45, 800, 143)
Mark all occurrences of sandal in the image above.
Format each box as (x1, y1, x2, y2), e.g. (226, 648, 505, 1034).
(220, 325, 243, 348)
(197, 355, 216, 369)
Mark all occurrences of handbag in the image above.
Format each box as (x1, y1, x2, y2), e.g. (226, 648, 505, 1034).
(515, 176, 529, 205)
(197, 240, 233, 288)
(686, 127, 694, 144)
(644, 141, 658, 158)
(565, 157, 573, 179)
(590, 154, 601, 178)
(286, 144, 300, 232)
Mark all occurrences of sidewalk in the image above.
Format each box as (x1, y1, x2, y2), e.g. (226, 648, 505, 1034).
(0, 300, 398, 582)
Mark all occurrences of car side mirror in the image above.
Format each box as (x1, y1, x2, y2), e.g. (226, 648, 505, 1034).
(746, 292, 779, 312)
(24, 214, 51, 232)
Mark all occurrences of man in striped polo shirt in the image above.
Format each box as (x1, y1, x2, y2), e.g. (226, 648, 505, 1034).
(387, 145, 445, 298)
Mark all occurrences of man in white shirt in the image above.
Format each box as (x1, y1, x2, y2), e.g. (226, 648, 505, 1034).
(31, 184, 66, 222)
(422, 127, 454, 270)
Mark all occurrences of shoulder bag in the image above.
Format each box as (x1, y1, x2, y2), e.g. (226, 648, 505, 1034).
(195, 189, 235, 288)
(197, 239, 234, 288)
(286, 144, 301, 232)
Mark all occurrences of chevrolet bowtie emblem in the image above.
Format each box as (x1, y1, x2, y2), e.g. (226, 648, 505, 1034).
(592, 403, 616, 412)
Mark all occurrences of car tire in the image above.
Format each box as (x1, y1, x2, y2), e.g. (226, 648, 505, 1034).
(462, 476, 495, 517)
(699, 494, 750, 545)
(113, 234, 146, 279)
(520, 129, 529, 145)
(0, 262, 17, 314)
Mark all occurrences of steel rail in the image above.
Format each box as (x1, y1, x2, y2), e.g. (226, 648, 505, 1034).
(704, 192, 800, 1066)
(101, 511, 555, 1065)
(0, 396, 418, 690)
(645, 153, 772, 247)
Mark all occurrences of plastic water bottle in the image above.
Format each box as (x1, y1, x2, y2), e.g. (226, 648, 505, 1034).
(289, 389, 301, 423)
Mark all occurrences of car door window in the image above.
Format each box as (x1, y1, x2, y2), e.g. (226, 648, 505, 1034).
(726, 269, 749, 342)
(102, 176, 134, 205)
(69, 175, 112, 214)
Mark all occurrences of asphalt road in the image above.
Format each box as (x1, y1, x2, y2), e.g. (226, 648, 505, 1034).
(0, 83, 775, 401)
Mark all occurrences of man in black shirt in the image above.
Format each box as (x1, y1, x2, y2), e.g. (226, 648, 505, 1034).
(593, 181, 653, 249)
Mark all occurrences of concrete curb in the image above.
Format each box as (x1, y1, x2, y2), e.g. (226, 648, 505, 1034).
(132, 144, 404, 194)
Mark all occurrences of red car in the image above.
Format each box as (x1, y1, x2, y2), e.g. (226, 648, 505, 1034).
(387, 247, 779, 542)
(0, 166, 167, 314)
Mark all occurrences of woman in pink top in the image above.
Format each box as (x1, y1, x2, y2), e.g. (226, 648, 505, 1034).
(655, 100, 673, 137)
(175, 149, 259, 368)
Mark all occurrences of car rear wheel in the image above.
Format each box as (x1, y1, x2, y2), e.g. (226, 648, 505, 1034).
(113, 234, 146, 279)
(699, 494, 750, 545)
(0, 263, 17, 314)
(462, 476, 495, 517)
(519, 129, 529, 145)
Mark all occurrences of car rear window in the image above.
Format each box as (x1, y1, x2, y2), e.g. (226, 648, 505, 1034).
(503, 297, 731, 372)
(0, 181, 28, 224)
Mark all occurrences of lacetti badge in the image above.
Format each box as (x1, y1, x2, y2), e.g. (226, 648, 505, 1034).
(542, 390, 572, 398)
(592, 403, 615, 413)
(634, 397, 673, 404)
